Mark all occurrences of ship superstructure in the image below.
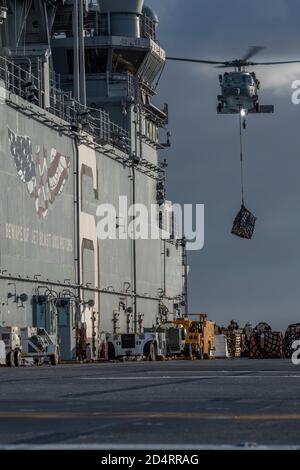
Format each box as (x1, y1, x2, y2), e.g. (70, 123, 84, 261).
(0, 0, 188, 360)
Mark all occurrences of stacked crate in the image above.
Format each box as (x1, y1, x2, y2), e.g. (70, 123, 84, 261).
(224, 321, 242, 358)
(225, 330, 241, 358)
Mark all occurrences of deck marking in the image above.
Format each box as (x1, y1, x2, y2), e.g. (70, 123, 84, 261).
(79, 374, 300, 380)
(1, 411, 300, 420)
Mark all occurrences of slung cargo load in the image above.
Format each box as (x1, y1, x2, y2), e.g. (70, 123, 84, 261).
(231, 204, 257, 240)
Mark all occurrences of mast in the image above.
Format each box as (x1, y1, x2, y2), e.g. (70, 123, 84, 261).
(78, 0, 86, 107)
(73, 0, 80, 102)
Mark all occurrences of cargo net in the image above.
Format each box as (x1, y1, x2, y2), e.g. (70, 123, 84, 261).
(231, 204, 257, 240)
(284, 323, 300, 358)
(241, 323, 254, 357)
(249, 322, 284, 359)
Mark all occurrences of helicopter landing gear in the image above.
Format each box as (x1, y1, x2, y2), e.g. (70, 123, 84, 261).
(243, 118, 246, 129)
(255, 102, 260, 113)
(217, 102, 223, 113)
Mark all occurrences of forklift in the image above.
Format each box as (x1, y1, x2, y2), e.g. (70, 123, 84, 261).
(173, 313, 215, 360)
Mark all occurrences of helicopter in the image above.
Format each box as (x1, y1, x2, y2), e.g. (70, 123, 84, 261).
(167, 46, 300, 117)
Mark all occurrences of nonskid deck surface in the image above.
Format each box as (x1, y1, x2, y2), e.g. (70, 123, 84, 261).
(0, 359, 299, 448)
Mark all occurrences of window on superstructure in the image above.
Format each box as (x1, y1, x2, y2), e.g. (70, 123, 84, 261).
(66, 49, 108, 74)
(112, 50, 145, 75)
(145, 119, 158, 143)
(85, 48, 108, 73)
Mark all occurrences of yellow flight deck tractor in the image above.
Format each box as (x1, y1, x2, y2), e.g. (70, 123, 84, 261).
(165, 314, 215, 360)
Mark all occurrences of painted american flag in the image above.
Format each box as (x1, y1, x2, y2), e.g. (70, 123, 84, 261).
(8, 128, 71, 218)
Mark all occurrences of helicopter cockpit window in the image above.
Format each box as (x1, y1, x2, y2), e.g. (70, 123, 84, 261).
(232, 75, 241, 83)
(242, 75, 252, 85)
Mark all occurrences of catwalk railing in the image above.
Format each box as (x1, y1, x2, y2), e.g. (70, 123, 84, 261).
(0, 55, 130, 153)
(51, 12, 157, 42)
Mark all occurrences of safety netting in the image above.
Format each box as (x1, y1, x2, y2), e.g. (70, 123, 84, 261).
(231, 204, 257, 240)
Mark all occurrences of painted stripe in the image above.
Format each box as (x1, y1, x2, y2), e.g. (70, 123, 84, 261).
(1, 411, 300, 420)
(79, 374, 300, 380)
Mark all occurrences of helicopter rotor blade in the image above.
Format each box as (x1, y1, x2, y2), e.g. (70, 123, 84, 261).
(215, 64, 233, 68)
(167, 53, 300, 68)
(167, 57, 227, 65)
(250, 60, 300, 65)
(242, 46, 265, 62)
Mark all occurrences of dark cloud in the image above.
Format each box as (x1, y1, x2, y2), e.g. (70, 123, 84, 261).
(149, 0, 300, 329)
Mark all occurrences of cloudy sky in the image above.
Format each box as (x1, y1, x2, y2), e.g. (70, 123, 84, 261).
(150, 0, 300, 330)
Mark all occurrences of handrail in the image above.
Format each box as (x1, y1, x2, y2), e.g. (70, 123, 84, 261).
(51, 13, 158, 42)
(0, 55, 130, 153)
